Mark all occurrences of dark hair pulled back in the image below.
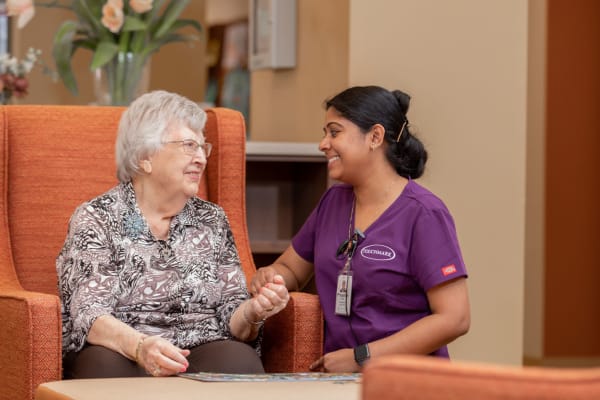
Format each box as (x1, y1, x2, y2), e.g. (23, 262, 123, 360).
(324, 85, 427, 179)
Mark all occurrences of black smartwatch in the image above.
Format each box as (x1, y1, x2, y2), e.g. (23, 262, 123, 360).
(353, 343, 370, 366)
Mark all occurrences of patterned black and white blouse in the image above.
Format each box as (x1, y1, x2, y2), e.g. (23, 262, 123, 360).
(56, 182, 250, 356)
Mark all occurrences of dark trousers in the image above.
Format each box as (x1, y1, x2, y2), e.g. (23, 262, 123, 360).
(63, 340, 264, 379)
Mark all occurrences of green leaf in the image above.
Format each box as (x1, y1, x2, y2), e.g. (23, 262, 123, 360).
(72, 38, 97, 52)
(153, 0, 190, 39)
(143, 33, 197, 57)
(123, 15, 148, 32)
(168, 19, 202, 35)
(52, 20, 79, 95)
(118, 30, 131, 53)
(130, 30, 149, 54)
(73, 0, 105, 37)
(90, 41, 120, 69)
(144, 20, 200, 53)
(146, 0, 168, 24)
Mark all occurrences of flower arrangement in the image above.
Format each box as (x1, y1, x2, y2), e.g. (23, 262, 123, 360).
(0, 48, 47, 104)
(7, 0, 202, 104)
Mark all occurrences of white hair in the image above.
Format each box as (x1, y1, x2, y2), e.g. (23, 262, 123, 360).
(115, 90, 207, 182)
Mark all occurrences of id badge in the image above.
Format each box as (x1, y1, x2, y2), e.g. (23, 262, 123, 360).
(335, 271, 353, 316)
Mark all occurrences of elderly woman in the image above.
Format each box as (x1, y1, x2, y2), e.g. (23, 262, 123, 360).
(57, 90, 289, 378)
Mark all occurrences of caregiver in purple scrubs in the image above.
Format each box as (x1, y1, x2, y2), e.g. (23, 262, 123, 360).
(250, 86, 470, 372)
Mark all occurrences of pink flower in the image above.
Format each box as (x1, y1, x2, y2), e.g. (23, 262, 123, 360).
(101, 0, 125, 34)
(129, 0, 153, 14)
(6, 0, 35, 29)
(1, 73, 15, 89)
(13, 77, 29, 97)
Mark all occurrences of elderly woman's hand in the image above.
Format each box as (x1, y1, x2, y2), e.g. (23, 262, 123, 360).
(137, 335, 191, 377)
(247, 274, 290, 321)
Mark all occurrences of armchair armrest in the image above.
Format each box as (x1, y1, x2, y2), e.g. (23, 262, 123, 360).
(262, 292, 323, 372)
(362, 355, 600, 400)
(0, 289, 62, 400)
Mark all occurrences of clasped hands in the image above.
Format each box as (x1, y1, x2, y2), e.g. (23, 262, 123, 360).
(245, 273, 290, 324)
(251, 268, 359, 373)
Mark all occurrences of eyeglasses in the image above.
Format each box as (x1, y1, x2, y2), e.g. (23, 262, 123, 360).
(163, 139, 212, 157)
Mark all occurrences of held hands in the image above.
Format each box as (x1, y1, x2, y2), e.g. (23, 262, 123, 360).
(246, 274, 290, 323)
(136, 335, 190, 377)
(248, 266, 279, 297)
(309, 348, 360, 373)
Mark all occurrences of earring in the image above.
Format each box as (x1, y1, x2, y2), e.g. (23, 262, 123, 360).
(143, 160, 152, 173)
(370, 144, 376, 152)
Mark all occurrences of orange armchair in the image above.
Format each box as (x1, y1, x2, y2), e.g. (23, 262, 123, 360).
(362, 355, 600, 400)
(0, 105, 322, 400)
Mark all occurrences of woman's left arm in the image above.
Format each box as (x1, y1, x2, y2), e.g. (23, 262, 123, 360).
(87, 315, 190, 376)
(314, 277, 469, 372)
(369, 277, 470, 356)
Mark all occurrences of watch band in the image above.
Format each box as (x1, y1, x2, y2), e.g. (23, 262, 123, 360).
(353, 343, 370, 366)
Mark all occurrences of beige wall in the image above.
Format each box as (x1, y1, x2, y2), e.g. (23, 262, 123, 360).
(11, 6, 83, 105)
(249, 0, 350, 141)
(348, 0, 528, 365)
(206, 0, 248, 25)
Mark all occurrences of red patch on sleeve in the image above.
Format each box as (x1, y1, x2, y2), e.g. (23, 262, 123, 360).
(441, 264, 457, 276)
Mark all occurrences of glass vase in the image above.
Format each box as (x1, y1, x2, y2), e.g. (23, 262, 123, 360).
(0, 91, 11, 105)
(93, 52, 150, 106)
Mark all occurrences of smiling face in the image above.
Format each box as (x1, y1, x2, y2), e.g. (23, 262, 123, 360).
(146, 124, 207, 201)
(319, 107, 372, 184)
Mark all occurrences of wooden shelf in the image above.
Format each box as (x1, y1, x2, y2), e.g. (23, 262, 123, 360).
(250, 239, 291, 254)
(245, 141, 328, 267)
(246, 141, 324, 162)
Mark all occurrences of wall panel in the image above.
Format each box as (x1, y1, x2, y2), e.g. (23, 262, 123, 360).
(544, 0, 600, 357)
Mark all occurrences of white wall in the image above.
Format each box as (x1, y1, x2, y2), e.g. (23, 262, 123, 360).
(349, 0, 529, 364)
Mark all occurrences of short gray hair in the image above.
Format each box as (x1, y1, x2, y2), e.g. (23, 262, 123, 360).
(115, 90, 207, 182)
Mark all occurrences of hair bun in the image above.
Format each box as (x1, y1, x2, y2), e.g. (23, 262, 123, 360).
(392, 90, 411, 116)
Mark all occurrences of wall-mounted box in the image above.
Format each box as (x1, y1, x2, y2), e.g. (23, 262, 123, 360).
(249, 0, 297, 70)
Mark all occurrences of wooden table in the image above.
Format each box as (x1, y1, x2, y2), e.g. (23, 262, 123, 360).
(35, 377, 361, 400)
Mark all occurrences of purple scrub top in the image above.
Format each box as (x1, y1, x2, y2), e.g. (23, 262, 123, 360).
(292, 180, 467, 356)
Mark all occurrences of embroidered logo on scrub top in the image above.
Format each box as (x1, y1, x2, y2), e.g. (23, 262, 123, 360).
(441, 264, 457, 276)
(360, 244, 396, 261)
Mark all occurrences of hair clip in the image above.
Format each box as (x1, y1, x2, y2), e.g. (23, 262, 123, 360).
(396, 120, 408, 142)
